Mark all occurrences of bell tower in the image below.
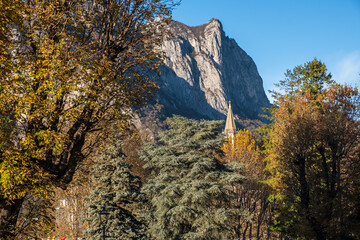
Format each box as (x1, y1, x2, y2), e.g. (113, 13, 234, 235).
(223, 101, 236, 138)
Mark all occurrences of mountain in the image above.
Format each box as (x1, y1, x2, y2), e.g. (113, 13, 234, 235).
(155, 18, 271, 128)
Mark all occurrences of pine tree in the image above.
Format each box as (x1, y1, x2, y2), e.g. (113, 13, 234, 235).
(139, 116, 247, 240)
(85, 142, 147, 239)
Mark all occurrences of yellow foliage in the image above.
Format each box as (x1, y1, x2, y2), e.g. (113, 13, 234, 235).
(222, 129, 265, 180)
(0, 1, 174, 233)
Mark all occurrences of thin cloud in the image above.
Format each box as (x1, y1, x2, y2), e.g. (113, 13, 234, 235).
(333, 51, 360, 86)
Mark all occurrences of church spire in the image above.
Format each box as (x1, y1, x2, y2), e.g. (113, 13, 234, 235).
(223, 101, 236, 138)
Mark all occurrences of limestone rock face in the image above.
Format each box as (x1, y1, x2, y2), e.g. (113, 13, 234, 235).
(157, 19, 270, 127)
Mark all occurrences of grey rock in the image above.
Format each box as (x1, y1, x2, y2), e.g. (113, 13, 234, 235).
(156, 18, 271, 128)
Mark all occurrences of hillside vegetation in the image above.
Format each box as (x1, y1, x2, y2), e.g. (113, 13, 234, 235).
(0, 1, 359, 239)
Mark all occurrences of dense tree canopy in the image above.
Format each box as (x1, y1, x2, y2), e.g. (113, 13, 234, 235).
(222, 130, 275, 239)
(85, 141, 147, 240)
(270, 58, 334, 102)
(139, 116, 246, 240)
(266, 59, 360, 239)
(0, 0, 176, 238)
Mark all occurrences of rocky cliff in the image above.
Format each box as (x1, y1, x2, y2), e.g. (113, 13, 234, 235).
(156, 18, 271, 128)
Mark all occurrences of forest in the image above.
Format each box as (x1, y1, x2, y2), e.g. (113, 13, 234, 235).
(0, 0, 359, 240)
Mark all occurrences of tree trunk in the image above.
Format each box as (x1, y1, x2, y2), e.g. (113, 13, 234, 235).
(0, 198, 25, 239)
(298, 157, 326, 240)
(336, 154, 343, 238)
(243, 222, 249, 240)
(249, 223, 252, 239)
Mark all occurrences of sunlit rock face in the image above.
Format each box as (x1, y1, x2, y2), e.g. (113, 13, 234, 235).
(157, 19, 271, 128)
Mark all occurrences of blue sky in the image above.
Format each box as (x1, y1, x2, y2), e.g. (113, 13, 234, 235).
(172, 0, 360, 102)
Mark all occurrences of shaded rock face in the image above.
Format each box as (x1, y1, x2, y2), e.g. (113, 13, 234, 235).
(157, 18, 270, 128)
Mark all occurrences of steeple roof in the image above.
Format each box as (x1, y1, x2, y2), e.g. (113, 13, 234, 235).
(224, 101, 236, 137)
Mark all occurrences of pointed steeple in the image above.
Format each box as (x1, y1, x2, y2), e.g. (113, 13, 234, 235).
(223, 101, 236, 138)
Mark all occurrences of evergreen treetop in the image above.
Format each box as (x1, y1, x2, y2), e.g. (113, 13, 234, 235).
(140, 116, 247, 240)
(85, 142, 147, 240)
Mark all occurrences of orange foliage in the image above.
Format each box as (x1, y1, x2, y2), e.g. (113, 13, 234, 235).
(223, 129, 265, 180)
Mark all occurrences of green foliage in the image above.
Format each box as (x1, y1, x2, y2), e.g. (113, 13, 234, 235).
(139, 116, 247, 240)
(271, 58, 334, 103)
(85, 141, 147, 239)
(0, 0, 177, 237)
(265, 59, 360, 239)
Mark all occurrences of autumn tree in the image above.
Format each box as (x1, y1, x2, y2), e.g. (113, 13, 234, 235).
(0, 0, 23, 77)
(0, 0, 177, 238)
(51, 129, 142, 239)
(14, 195, 55, 239)
(121, 103, 167, 180)
(223, 130, 261, 178)
(266, 59, 360, 239)
(223, 130, 275, 239)
(51, 172, 92, 239)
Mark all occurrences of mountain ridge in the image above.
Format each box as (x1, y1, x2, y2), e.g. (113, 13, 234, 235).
(153, 18, 270, 128)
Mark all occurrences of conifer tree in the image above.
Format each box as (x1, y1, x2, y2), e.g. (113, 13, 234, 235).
(85, 142, 147, 239)
(139, 116, 246, 240)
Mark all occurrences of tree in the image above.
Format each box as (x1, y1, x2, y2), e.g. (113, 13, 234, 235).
(266, 59, 360, 239)
(0, 0, 23, 76)
(139, 116, 246, 240)
(14, 194, 55, 239)
(51, 172, 92, 239)
(222, 130, 261, 178)
(222, 130, 276, 240)
(0, 0, 177, 238)
(270, 57, 334, 103)
(85, 141, 147, 239)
